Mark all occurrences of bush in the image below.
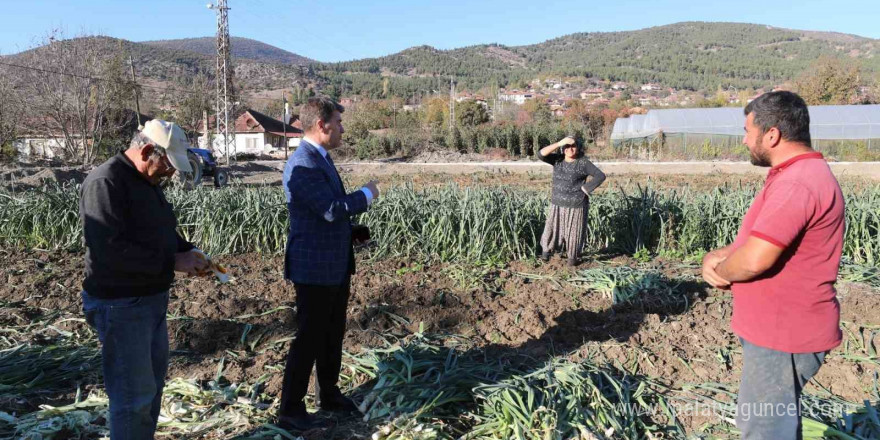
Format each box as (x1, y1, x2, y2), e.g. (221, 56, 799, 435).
(355, 135, 389, 160)
(1, 142, 17, 162)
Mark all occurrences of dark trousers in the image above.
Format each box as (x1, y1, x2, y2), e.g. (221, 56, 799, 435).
(279, 279, 351, 416)
(736, 338, 826, 440)
(82, 291, 169, 440)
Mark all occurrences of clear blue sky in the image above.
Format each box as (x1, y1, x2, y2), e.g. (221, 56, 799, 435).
(1, 0, 877, 62)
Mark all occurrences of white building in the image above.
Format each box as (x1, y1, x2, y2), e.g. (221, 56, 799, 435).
(13, 110, 150, 161)
(499, 91, 535, 105)
(200, 109, 303, 158)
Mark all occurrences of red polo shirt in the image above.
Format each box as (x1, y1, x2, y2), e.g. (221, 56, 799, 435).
(730, 152, 844, 354)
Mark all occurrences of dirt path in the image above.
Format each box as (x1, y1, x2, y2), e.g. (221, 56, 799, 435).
(3, 160, 877, 190)
(341, 160, 880, 178)
(227, 160, 880, 187)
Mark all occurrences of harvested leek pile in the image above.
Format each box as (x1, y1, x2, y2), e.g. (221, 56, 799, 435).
(345, 336, 686, 440)
(347, 337, 503, 423)
(463, 359, 684, 440)
(568, 266, 691, 310)
(677, 382, 880, 440)
(0, 303, 282, 440)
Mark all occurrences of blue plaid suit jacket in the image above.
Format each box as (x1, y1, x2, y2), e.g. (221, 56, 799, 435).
(283, 141, 369, 285)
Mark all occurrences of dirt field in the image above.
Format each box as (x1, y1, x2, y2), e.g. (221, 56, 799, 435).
(233, 160, 880, 187)
(3, 246, 878, 438)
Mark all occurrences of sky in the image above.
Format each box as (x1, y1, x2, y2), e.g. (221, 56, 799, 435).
(1, 0, 877, 62)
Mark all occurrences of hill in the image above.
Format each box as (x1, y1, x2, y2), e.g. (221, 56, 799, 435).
(2, 36, 315, 93)
(142, 36, 313, 65)
(320, 22, 880, 95)
(3, 22, 878, 100)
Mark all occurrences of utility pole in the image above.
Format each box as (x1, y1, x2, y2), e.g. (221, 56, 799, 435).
(203, 110, 209, 148)
(449, 77, 455, 131)
(208, 0, 236, 165)
(282, 90, 288, 158)
(128, 56, 143, 130)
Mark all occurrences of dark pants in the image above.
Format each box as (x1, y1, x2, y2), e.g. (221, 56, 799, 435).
(736, 338, 826, 440)
(279, 279, 350, 416)
(82, 291, 170, 440)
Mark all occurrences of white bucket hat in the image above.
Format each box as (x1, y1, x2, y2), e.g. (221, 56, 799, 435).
(140, 119, 192, 173)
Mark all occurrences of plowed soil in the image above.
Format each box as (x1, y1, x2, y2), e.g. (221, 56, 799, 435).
(2, 248, 878, 438)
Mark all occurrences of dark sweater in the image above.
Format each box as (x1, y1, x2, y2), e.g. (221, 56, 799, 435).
(79, 153, 194, 298)
(538, 150, 606, 208)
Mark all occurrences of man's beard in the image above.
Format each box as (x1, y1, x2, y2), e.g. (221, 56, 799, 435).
(749, 137, 771, 167)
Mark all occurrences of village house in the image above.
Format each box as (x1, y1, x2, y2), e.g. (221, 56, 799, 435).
(579, 88, 605, 100)
(13, 109, 152, 160)
(200, 109, 303, 158)
(498, 90, 535, 105)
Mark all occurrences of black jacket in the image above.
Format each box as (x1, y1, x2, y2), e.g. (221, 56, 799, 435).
(79, 153, 193, 298)
(537, 151, 606, 208)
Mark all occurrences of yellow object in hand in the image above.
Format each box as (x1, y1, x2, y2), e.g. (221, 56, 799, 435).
(192, 249, 230, 283)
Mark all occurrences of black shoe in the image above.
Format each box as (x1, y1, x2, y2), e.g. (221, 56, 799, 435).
(276, 411, 329, 432)
(540, 252, 550, 262)
(318, 392, 360, 414)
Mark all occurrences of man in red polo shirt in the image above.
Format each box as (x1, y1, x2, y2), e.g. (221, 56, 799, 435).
(702, 91, 845, 439)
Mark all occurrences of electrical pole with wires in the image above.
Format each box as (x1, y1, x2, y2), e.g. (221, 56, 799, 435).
(282, 90, 289, 158)
(128, 56, 143, 130)
(208, 0, 236, 165)
(449, 77, 455, 132)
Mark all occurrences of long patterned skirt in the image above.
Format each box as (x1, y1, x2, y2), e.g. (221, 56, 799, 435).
(540, 203, 588, 260)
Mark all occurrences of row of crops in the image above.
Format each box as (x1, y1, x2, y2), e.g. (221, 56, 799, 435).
(1, 181, 878, 265)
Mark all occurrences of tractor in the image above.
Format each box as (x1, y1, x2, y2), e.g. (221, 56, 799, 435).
(176, 148, 229, 188)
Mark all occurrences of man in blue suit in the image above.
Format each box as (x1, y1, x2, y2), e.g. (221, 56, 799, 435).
(277, 97, 379, 431)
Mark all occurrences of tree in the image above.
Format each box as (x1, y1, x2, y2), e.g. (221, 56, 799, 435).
(868, 74, 880, 104)
(421, 97, 449, 128)
(794, 56, 861, 105)
(0, 66, 23, 150)
(171, 74, 214, 133)
(562, 99, 590, 125)
(694, 91, 729, 108)
(522, 99, 553, 125)
(22, 31, 133, 164)
(456, 100, 489, 126)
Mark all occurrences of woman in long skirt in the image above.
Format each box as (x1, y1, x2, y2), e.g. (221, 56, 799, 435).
(538, 136, 606, 266)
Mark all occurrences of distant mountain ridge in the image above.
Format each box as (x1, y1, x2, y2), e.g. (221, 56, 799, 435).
(4, 22, 878, 98)
(322, 22, 879, 91)
(142, 37, 314, 66)
(2, 36, 314, 93)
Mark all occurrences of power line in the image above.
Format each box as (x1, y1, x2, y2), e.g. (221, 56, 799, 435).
(0, 60, 204, 95)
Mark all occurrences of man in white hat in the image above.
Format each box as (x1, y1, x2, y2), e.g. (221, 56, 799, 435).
(79, 119, 210, 439)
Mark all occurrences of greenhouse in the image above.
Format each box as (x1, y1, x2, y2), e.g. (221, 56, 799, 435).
(610, 105, 880, 161)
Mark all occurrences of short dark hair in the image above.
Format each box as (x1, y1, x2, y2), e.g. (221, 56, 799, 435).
(743, 91, 811, 145)
(300, 96, 345, 132)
